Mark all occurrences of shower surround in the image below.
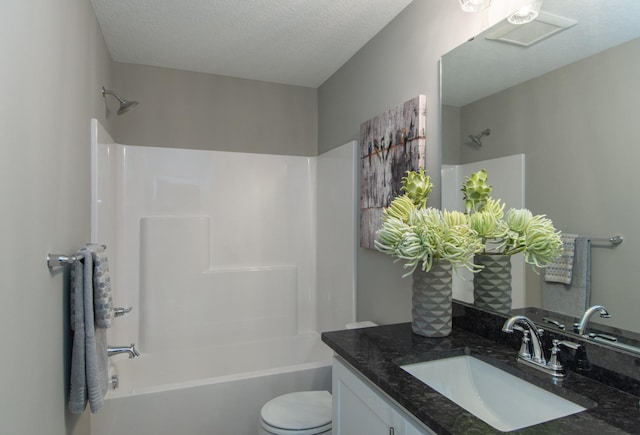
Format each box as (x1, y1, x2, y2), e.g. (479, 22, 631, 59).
(89, 120, 356, 434)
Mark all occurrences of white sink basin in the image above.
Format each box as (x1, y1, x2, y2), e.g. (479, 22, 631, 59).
(401, 355, 586, 431)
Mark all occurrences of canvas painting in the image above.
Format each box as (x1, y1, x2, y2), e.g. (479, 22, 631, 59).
(360, 95, 426, 249)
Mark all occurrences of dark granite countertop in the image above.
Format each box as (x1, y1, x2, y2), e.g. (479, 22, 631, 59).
(322, 322, 640, 434)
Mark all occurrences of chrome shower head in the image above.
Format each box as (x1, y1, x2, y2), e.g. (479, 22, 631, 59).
(117, 99, 138, 115)
(101, 86, 138, 115)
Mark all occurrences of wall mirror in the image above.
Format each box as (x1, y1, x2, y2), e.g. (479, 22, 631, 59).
(441, 0, 640, 335)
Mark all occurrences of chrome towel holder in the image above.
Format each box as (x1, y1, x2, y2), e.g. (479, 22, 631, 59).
(47, 253, 82, 268)
(47, 244, 107, 268)
(592, 235, 623, 245)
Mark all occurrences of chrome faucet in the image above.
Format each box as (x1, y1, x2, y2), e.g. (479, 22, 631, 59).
(502, 315, 546, 365)
(107, 343, 140, 359)
(574, 305, 610, 336)
(503, 315, 580, 378)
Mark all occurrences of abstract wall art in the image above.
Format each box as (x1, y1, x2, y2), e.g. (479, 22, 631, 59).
(360, 95, 426, 249)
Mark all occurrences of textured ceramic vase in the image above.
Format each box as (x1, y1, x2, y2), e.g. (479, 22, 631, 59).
(411, 260, 453, 337)
(473, 254, 512, 314)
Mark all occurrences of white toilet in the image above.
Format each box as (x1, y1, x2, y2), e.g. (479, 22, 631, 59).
(258, 322, 377, 435)
(345, 321, 377, 330)
(258, 391, 333, 435)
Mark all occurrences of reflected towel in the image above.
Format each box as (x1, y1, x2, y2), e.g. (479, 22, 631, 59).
(542, 236, 591, 317)
(544, 233, 578, 284)
(69, 246, 109, 414)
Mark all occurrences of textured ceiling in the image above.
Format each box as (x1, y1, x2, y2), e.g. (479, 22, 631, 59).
(442, 0, 640, 106)
(91, 0, 413, 88)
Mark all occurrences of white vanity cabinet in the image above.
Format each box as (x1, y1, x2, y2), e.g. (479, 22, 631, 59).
(332, 357, 436, 435)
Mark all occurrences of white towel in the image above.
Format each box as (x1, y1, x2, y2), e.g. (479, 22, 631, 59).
(544, 233, 578, 284)
(69, 246, 109, 414)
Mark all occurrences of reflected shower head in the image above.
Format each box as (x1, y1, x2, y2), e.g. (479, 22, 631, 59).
(468, 128, 491, 147)
(101, 86, 138, 115)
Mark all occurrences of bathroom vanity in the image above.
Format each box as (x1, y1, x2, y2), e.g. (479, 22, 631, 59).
(322, 303, 640, 434)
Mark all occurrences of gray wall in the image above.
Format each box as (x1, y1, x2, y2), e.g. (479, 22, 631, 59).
(113, 62, 318, 156)
(457, 38, 640, 332)
(1, 1, 113, 434)
(442, 105, 461, 165)
(318, 0, 527, 325)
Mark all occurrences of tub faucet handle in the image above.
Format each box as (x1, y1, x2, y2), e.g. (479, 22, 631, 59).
(114, 306, 133, 317)
(109, 374, 119, 390)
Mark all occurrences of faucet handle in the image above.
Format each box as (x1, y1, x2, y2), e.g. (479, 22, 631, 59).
(542, 317, 565, 330)
(548, 339, 583, 376)
(547, 340, 565, 373)
(518, 329, 532, 360)
(114, 306, 133, 317)
(555, 339, 582, 351)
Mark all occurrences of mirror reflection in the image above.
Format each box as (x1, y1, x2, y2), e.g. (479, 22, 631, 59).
(441, 0, 640, 335)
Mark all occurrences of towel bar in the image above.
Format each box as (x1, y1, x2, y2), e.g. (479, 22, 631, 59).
(47, 244, 107, 268)
(591, 235, 623, 245)
(47, 253, 83, 268)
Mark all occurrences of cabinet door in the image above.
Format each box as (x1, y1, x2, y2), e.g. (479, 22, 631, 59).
(332, 357, 435, 435)
(334, 375, 402, 434)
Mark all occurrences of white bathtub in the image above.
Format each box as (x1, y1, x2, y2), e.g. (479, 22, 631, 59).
(90, 333, 333, 435)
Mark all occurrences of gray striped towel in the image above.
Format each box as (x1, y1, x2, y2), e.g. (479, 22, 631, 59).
(544, 233, 577, 284)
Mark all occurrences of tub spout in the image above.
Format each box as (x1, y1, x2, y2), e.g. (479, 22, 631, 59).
(108, 343, 140, 359)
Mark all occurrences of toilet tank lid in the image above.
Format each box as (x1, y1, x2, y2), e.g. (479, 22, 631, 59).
(261, 391, 332, 430)
(345, 321, 378, 329)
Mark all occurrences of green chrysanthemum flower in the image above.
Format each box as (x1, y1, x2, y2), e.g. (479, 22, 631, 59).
(382, 195, 415, 223)
(521, 215, 563, 267)
(461, 169, 492, 214)
(505, 208, 533, 233)
(375, 206, 482, 275)
(401, 167, 432, 209)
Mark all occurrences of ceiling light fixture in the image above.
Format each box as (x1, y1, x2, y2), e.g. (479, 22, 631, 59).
(459, 0, 492, 13)
(508, 0, 544, 24)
